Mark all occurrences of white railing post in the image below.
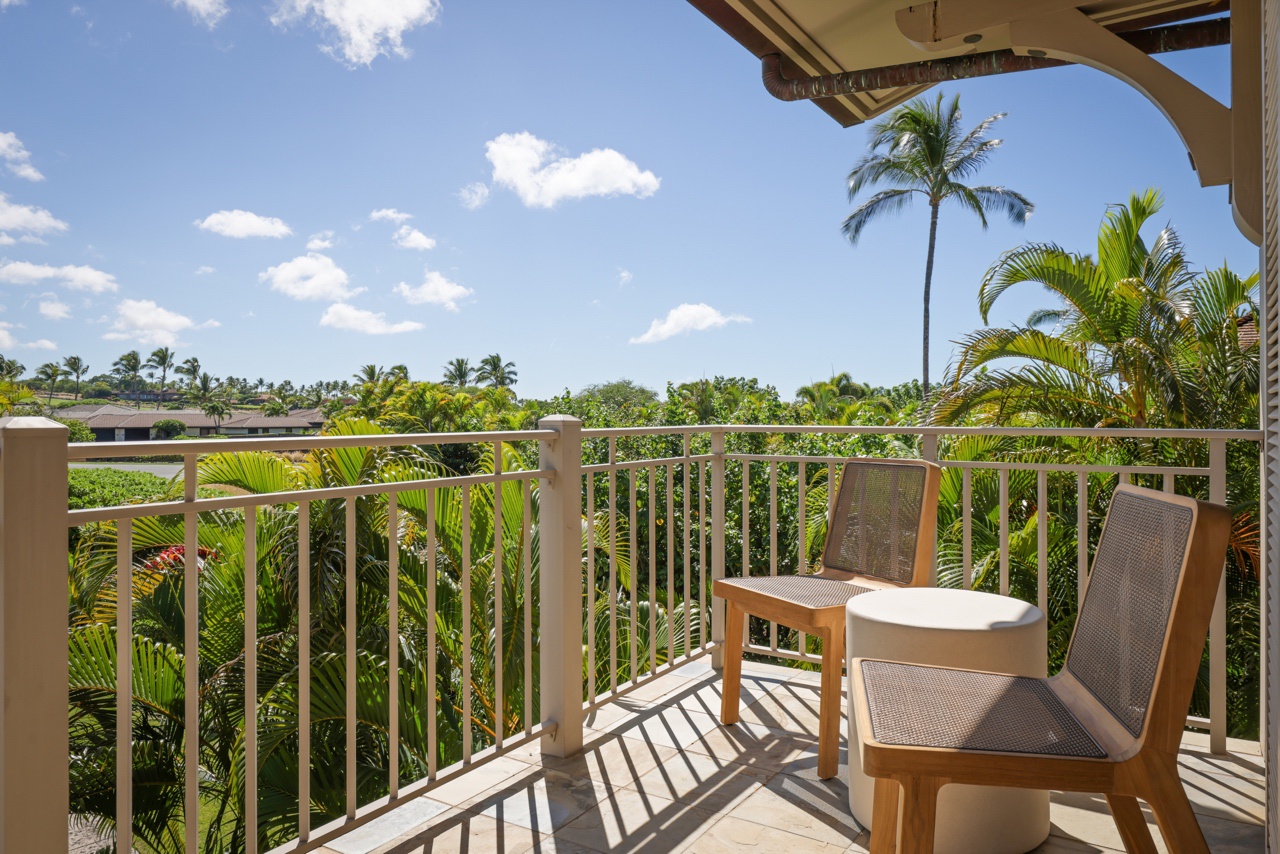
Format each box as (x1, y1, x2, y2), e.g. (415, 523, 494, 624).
(537, 416, 584, 758)
(710, 428, 727, 669)
(0, 416, 69, 852)
(1209, 438, 1229, 754)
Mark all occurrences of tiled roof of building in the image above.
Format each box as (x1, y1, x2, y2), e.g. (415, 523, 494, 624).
(82, 410, 219, 429)
(222, 414, 315, 429)
(58, 403, 135, 417)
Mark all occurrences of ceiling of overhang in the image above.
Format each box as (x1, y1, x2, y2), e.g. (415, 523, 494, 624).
(687, 0, 1228, 126)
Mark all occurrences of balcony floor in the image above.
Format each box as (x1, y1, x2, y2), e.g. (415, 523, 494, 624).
(317, 660, 1265, 854)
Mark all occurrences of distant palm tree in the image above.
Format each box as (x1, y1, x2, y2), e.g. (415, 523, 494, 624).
(63, 356, 89, 400)
(0, 356, 23, 381)
(261, 400, 289, 417)
(843, 92, 1033, 395)
(176, 356, 201, 390)
(389, 364, 410, 382)
(201, 399, 230, 429)
(112, 351, 143, 408)
(34, 362, 65, 404)
(475, 354, 517, 389)
(442, 358, 474, 387)
(187, 372, 221, 408)
(353, 364, 384, 385)
(145, 347, 176, 406)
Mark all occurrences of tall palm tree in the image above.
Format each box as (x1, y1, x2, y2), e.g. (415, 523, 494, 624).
(843, 92, 1033, 395)
(63, 356, 89, 400)
(200, 399, 230, 429)
(442, 358, 474, 387)
(932, 189, 1257, 430)
(175, 356, 201, 390)
(145, 347, 176, 406)
(0, 356, 23, 381)
(475, 354, 517, 389)
(112, 351, 143, 408)
(34, 361, 65, 404)
(187, 372, 221, 408)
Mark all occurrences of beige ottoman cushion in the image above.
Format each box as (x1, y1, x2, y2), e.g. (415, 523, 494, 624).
(846, 588, 1050, 854)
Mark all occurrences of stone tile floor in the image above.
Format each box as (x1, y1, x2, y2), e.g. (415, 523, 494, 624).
(317, 660, 1265, 854)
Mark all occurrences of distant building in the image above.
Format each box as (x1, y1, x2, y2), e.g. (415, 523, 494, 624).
(116, 390, 185, 403)
(61, 404, 322, 441)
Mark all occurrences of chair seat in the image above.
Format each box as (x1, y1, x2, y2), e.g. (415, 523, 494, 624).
(860, 660, 1106, 759)
(716, 575, 876, 612)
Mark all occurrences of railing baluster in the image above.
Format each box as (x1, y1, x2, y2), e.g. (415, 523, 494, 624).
(298, 500, 311, 841)
(388, 492, 400, 796)
(245, 505, 258, 854)
(1164, 472, 1176, 493)
(797, 461, 807, 655)
(649, 465, 657, 677)
(586, 472, 597, 704)
(183, 493, 199, 852)
(1037, 470, 1048, 613)
(682, 436, 691, 657)
(493, 443, 504, 749)
(344, 499, 357, 817)
(462, 485, 473, 761)
(1077, 472, 1089, 609)
(630, 465, 638, 683)
(701, 460, 709, 648)
(1209, 439, 1228, 754)
(769, 461, 778, 651)
(999, 468, 1010, 596)
(427, 487, 438, 780)
(523, 479, 533, 733)
(710, 429, 726, 667)
(609, 437, 618, 690)
(116, 519, 133, 854)
(667, 463, 675, 667)
(741, 459, 750, 646)
(962, 467, 972, 590)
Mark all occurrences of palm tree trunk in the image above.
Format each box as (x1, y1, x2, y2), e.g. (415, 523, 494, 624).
(922, 202, 940, 397)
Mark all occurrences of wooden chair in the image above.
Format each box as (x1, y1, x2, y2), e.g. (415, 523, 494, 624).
(714, 457, 941, 779)
(849, 483, 1233, 853)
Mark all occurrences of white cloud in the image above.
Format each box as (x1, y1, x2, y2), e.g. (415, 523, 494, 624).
(26, 338, 55, 350)
(18, 235, 45, 245)
(0, 234, 12, 246)
(195, 209, 292, 238)
(0, 193, 68, 237)
(393, 268, 472, 312)
(0, 261, 118, 293)
(195, 265, 216, 275)
(38, 298, 70, 320)
(170, 0, 226, 27)
(369, 208, 412, 223)
(629, 303, 750, 344)
(0, 132, 43, 181)
(306, 230, 334, 250)
(0, 1, 27, 8)
(457, 182, 490, 210)
(320, 302, 423, 335)
(393, 224, 436, 250)
(103, 299, 215, 347)
(259, 252, 363, 301)
(617, 268, 632, 287)
(484, 132, 661, 209)
(270, 0, 441, 66)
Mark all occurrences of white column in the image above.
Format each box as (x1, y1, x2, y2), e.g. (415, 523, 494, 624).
(0, 416, 69, 853)
(538, 416, 584, 757)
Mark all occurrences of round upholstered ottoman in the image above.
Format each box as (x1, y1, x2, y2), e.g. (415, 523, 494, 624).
(846, 588, 1050, 854)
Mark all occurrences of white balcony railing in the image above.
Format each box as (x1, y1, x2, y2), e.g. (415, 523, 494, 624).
(0, 416, 1261, 852)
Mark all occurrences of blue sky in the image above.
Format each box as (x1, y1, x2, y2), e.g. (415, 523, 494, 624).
(0, 0, 1258, 398)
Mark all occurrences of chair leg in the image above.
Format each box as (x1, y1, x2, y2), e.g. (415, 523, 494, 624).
(898, 775, 944, 854)
(1105, 795, 1159, 854)
(817, 623, 845, 779)
(719, 601, 745, 725)
(870, 777, 900, 854)
(1142, 756, 1210, 854)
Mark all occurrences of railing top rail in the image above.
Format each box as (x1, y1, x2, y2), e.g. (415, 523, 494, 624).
(65, 429, 558, 461)
(696, 424, 1263, 440)
(580, 426, 710, 438)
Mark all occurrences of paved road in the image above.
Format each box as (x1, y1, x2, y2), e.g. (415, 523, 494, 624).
(69, 462, 183, 479)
